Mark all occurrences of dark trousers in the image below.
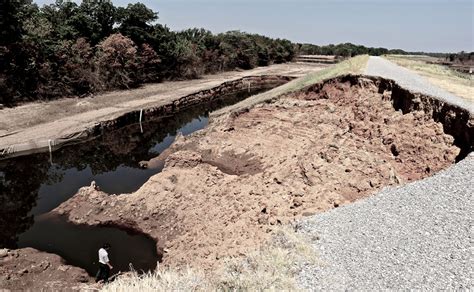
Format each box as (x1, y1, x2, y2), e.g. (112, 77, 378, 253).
(96, 263, 110, 283)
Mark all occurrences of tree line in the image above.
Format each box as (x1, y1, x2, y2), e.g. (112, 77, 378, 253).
(0, 0, 296, 105)
(297, 43, 394, 57)
(0, 0, 462, 106)
(445, 51, 473, 64)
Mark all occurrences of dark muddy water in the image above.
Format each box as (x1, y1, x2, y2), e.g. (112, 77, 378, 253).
(0, 87, 272, 275)
(19, 214, 160, 275)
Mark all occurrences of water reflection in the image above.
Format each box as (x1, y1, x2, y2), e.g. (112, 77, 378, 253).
(0, 88, 271, 271)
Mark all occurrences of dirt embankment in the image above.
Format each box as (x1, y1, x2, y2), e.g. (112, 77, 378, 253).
(46, 75, 472, 274)
(1, 62, 322, 158)
(0, 248, 90, 290)
(0, 75, 292, 160)
(4, 75, 471, 289)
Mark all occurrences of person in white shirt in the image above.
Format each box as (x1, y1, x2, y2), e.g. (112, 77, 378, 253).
(95, 243, 113, 283)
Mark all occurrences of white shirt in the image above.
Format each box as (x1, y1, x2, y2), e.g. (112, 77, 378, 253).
(98, 248, 109, 264)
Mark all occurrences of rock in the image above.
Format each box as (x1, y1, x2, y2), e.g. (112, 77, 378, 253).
(258, 216, 269, 225)
(18, 268, 28, 275)
(138, 161, 149, 169)
(273, 177, 282, 184)
(0, 248, 8, 258)
(90, 181, 99, 191)
(39, 261, 51, 271)
(57, 265, 69, 272)
(382, 136, 394, 145)
(291, 198, 303, 209)
(75, 274, 89, 283)
(76, 100, 91, 107)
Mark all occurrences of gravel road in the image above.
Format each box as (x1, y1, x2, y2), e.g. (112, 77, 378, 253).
(365, 56, 473, 114)
(297, 153, 473, 290)
(297, 57, 473, 290)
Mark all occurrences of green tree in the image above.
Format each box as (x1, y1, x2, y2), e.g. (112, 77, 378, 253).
(117, 3, 157, 45)
(0, 0, 33, 45)
(40, 0, 80, 40)
(72, 0, 117, 44)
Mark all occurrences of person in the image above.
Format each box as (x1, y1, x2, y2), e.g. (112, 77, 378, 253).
(95, 243, 113, 283)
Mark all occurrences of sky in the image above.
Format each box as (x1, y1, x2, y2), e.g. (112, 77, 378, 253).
(34, 0, 474, 53)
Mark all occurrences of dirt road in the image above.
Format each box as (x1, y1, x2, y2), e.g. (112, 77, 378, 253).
(365, 56, 474, 113)
(0, 63, 325, 154)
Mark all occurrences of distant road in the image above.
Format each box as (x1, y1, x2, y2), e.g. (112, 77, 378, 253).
(364, 56, 473, 114)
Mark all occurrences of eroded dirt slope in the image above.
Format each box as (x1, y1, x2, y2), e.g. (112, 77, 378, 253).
(0, 248, 90, 290)
(53, 76, 460, 270)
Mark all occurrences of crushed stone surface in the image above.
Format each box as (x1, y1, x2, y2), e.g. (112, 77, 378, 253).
(297, 154, 473, 290)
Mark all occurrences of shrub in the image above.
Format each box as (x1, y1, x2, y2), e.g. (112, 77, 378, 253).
(101, 226, 319, 292)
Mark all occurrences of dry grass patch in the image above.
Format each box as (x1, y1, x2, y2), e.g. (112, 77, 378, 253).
(101, 226, 319, 292)
(212, 55, 369, 116)
(384, 55, 473, 101)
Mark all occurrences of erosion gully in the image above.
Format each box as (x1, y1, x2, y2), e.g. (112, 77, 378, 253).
(0, 85, 278, 276)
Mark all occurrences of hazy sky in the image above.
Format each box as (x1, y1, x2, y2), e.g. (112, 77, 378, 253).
(34, 0, 473, 53)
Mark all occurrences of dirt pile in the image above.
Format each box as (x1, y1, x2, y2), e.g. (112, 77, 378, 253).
(0, 248, 90, 290)
(52, 76, 462, 270)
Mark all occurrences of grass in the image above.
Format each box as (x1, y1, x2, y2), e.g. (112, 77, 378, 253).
(384, 54, 473, 100)
(100, 226, 319, 292)
(212, 55, 370, 116)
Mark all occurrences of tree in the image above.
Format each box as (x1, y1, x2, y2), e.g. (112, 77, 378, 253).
(117, 3, 157, 45)
(1, 1, 304, 105)
(73, 0, 117, 45)
(95, 33, 139, 89)
(170, 35, 202, 78)
(0, 0, 32, 45)
(61, 38, 100, 94)
(40, 0, 80, 41)
(138, 43, 161, 82)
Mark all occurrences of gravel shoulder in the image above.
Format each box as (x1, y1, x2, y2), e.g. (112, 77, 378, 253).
(297, 153, 473, 290)
(365, 56, 473, 114)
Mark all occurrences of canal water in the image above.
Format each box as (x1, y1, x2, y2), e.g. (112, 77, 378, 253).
(0, 87, 272, 275)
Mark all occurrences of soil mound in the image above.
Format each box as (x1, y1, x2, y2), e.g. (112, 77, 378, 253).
(0, 248, 90, 290)
(52, 75, 465, 270)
